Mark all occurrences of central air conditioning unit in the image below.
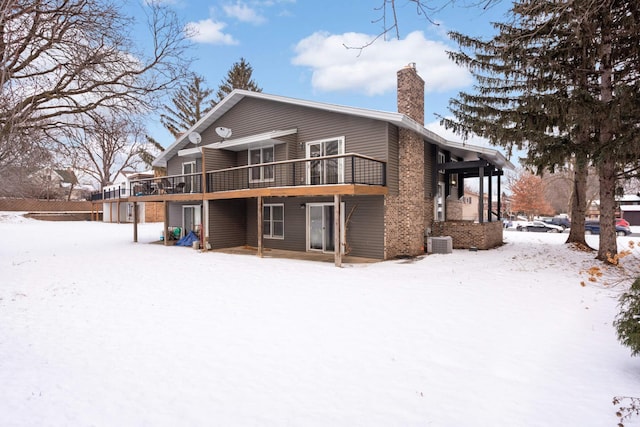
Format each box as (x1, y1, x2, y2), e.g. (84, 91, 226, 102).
(427, 236, 452, 254)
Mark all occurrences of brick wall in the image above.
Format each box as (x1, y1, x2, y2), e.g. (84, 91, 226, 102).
(446, 197, 463, 221)
(397, 63, 425, 126)
(431, 220, 503, 250)
(384, 64, 427, 258)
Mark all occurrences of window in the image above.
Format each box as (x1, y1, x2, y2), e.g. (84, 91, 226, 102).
(182, 161, 196, 192)
(263, 204, 284, 239)
(249, 146, 274, 182)
(306, 137, 345, 185)
(435, 182, 446, 221)
(437, 151, 446, 174)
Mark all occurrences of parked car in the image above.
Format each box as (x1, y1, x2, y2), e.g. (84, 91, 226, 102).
(517, 221, 564, 233)
(616, 218, 630, 228)
(584, 220, 632, 236)
(542, 216, 571, 231)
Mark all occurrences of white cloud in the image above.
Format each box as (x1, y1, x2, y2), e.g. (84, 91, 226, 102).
(292, 30, 472, 96)
(223, 2, 266, 25)
(185, 19, 238, 45)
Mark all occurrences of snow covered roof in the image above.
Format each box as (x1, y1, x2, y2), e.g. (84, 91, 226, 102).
(617, 194, 640, 203)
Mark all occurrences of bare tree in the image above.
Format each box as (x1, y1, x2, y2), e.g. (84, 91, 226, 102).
(0, 139, 52, 198)
(60, 112, 149, 189)
(0, 0, 191, 172)
(345, 0, 500, 51)
(542, 163, 599, 216)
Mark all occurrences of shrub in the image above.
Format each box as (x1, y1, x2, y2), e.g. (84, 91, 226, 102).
(614, 277, 640, 356)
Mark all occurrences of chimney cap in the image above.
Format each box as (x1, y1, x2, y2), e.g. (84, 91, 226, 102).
(405, 62, 417, 70)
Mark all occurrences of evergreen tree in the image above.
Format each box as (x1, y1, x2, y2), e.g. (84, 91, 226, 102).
(144, 73, 214, 170)
(614, 277, 640, 357)
(442, 0, 640, 260)
(139, 136, 166, 168)
(216, 58, 262, 102)
(161, 73, 215, 139)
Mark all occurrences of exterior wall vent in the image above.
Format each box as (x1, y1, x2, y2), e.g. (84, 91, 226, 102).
(428, 236, 452, 254)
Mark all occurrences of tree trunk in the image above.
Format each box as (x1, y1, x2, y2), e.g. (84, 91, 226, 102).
(598, 157, 618, 261)
(596, 10, 618, 262)
(566, 153, 589, 246)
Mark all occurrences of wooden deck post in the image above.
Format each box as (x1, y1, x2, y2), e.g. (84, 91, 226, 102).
(334, 194, 342, 267)
(257, 196, 263, 258)
(133, 202, 138, 243)
(163, 201, 169, 246)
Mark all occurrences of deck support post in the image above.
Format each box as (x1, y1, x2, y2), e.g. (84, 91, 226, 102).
(257, 196, 263, 258)
(203, 201, 209, 251)
(334, 194, 342, 267)
(163, 201, 169, 246)
(133, 202, 138, 242)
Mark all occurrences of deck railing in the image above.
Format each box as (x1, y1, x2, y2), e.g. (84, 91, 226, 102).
(129, 173, 203, 196)
(127, 154, 386, 197)
(90, 186, 128, 201)
(206, 153, 386, 192)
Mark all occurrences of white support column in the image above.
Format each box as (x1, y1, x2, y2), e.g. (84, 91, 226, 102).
(478, 167, 485, 223)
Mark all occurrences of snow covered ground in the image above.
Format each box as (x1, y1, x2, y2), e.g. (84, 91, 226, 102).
(1, 212, 639, 426)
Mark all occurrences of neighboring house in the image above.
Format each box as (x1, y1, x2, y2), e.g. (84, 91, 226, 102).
(130, 64, 513, 264)
(96, 171, 163, 223)
(585, 194, 639, 225)
(618, 193, 640, 225)
(29, 167, 91, 200)
(461, 191, 512, 222)
(460, 191, 480, 221)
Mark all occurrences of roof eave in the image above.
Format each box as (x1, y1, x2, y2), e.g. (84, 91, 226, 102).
(151, 89, 514, 171)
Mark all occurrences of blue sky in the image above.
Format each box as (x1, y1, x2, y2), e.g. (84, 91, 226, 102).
(135, 0, 511, 150)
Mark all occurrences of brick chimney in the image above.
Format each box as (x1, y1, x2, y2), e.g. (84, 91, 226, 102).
(384, 63, 427, 259)
(397, 63, 425, 125)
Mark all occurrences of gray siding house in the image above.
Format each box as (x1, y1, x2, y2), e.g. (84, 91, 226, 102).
(130, 64, 513, 265)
